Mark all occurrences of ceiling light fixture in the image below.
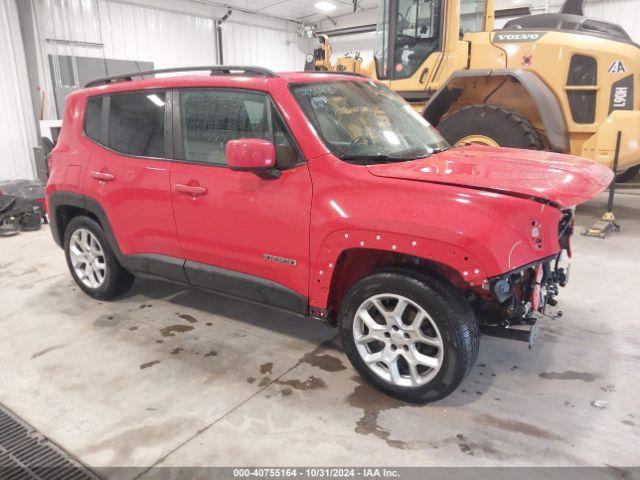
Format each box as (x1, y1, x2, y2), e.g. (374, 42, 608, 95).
(315, 1, 337, 12)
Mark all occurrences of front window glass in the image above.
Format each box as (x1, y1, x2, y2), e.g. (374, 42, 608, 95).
(460, 0, 485, 37)
(180, 89, 299, 168)
(374, 0, 442, 80)
(291, 80, 448, 163)
(394, 0, 442, 79)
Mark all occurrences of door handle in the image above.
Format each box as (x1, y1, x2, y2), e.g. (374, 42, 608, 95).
(90, 171, 114, 182)
(175, 183, 208, 196)
(419, 67, 429, 84)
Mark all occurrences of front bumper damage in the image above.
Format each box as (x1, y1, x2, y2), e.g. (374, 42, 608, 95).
(476, 209, 573, 348)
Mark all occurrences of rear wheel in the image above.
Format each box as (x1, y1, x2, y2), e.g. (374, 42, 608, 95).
(64, 216, 134, 300)
(339, 270, 479, 403)
(437, 104, 543, 150)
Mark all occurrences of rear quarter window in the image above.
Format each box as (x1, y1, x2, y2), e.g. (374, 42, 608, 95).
(84, 96, 102, 142)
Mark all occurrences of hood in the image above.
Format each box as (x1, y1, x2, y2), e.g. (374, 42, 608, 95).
(365, 145, 613, 208)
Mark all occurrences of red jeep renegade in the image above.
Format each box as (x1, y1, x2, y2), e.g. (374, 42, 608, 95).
(46, 66, 611, 402)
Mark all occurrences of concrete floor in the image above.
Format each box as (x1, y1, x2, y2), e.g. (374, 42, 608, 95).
(1, 191, 639, 475)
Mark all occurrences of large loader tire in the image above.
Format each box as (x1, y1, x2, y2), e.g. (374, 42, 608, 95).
(616, 165, 640, 183)
(437, 105, 543, 150)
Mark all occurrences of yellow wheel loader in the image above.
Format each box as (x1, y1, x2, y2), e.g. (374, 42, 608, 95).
(306, 0, 640, 180)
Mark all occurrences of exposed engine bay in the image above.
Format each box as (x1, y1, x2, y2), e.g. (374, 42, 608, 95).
(473, 209, 574, 348)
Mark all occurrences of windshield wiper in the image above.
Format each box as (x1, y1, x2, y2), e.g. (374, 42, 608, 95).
(338, 154, 407, 164)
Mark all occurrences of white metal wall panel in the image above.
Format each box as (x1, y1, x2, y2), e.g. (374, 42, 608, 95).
(33, 0, 308, 119)
(223, 22, 306, 72)
(0, 0, 38, 180)
(33, 0, 217, 119)
(585, 0, 640, 43)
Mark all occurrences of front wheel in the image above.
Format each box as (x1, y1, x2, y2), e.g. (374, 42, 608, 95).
(437, 104, 543, 150)
(339, 270, 479, 403)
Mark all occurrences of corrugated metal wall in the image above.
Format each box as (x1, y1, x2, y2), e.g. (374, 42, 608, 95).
(584, 0, 640, 42)
(32, 0, 307, 120)
(0, 0, 38, 181)
(223, 22, 305, 72)
(33, 0, 218, 120)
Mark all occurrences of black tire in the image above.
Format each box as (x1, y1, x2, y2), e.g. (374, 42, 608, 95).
(437, 104, 543, 150)
(339, 269, 479, 403)
(616, 165, 640, 183)
(64, 215, 134, 300)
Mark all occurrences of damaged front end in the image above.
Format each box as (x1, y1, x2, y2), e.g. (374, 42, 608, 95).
(474, 208, 574, 348)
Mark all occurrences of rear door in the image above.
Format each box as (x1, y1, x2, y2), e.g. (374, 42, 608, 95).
(169, 87, 312, 312)
(83, 90, 183, 277)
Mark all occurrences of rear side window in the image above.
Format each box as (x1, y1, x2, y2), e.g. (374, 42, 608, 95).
(179, 89, 299, 168)
(84, 96, 102, 142)
(82, 90, 167, 158)
(107, 91, 166, 158)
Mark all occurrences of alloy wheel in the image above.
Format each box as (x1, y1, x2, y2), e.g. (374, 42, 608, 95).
(353, 293, 444, 387)
(69, 228, 106, 289)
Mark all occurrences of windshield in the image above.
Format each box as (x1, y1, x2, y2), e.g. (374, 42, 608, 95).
(291, 80, 449, 163)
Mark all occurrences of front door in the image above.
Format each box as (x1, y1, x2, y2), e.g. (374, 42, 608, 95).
(170, 88, 312, 311)
(82, 90, 183, 278)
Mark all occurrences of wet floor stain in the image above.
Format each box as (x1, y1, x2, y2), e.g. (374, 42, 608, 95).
(258, 377, 271, 387)
(281, 387, 293, 397)
(456, 434, 473, 455)
(140, 360, 160, 370)
(300, 340, 347, 372)
(539, 371, 597, 382)
(171, 348, 183, 355)
(94, 314, 126, 327)
(246, 376, 256, 384)
(347, 380, 410, 449)
(276, 375, 326, 391)
(475, 414, 565, 441)
(160, 325, 194, 337)
(260, 362, 273, 375)
(178, 314, 197, 323)
(31, 345, 63, 360)
(204, 350, 218, 358)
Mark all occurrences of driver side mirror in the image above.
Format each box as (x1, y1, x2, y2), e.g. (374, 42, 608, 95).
(226, 138, 281, 179)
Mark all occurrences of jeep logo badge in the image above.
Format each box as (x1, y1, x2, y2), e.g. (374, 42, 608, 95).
(493, 32, 546, 43)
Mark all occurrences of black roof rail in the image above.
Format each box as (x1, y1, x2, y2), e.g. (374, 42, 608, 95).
(84, 65, 278, 88)
(303, 70, 368, 78)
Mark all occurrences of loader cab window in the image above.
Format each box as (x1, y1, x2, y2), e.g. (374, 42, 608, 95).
(375, 0, 443, 80)
(460, 0, 485, 38)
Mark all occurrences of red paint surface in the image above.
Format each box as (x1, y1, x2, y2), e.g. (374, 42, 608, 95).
(46, 72, 612, 310)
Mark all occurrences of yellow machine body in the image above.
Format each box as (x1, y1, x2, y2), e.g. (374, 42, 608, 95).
(312, 0, 640, 173)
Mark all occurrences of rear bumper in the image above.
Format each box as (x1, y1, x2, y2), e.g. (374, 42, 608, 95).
(581, 110, 640, 172)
